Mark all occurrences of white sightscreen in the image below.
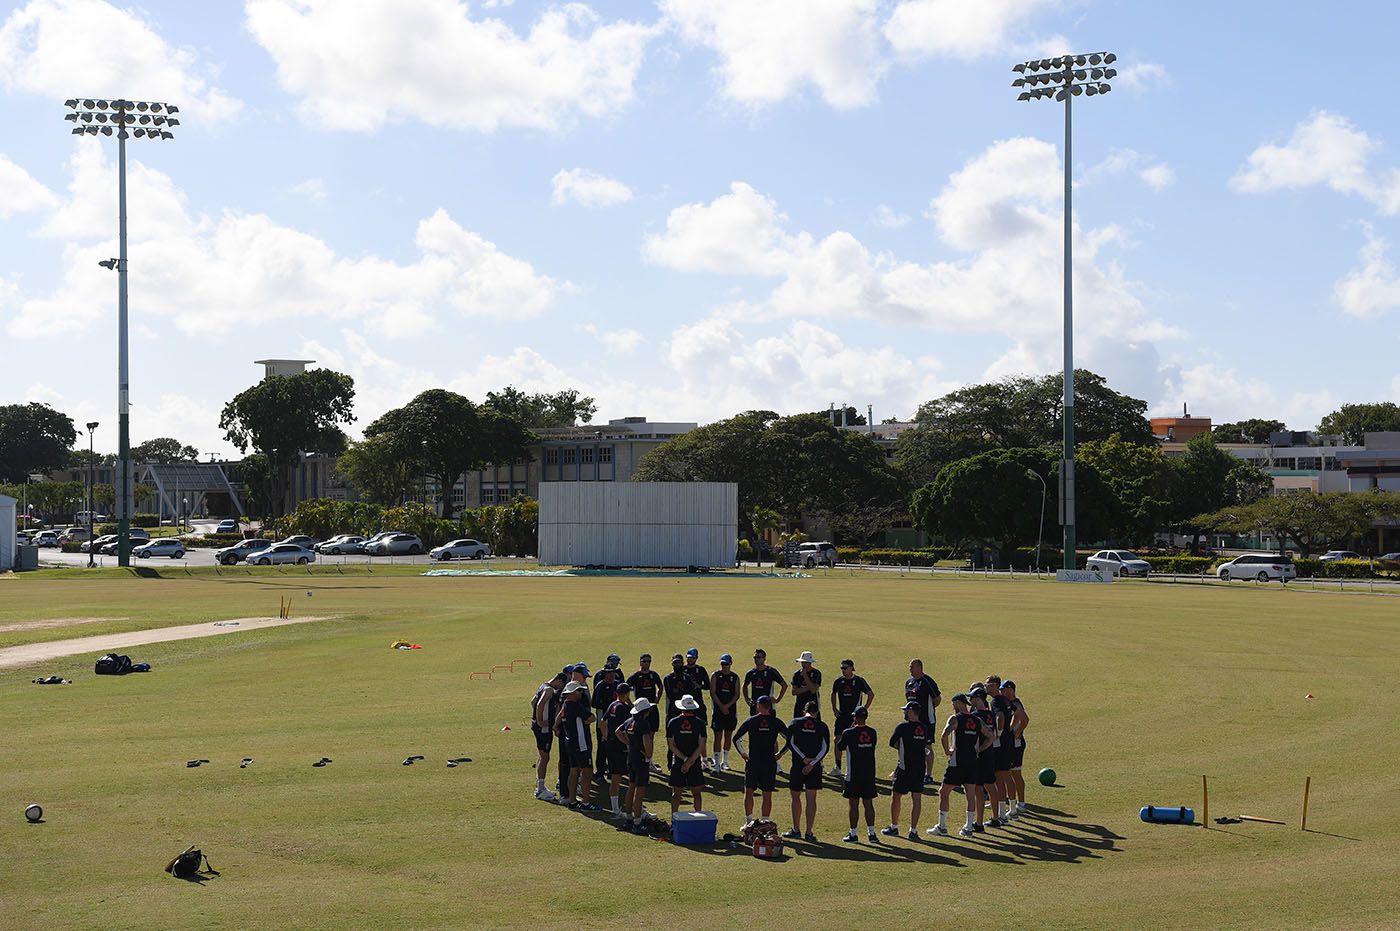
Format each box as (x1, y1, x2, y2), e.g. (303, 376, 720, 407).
(538, 482, 737, 568)
(0, 495, 14, 571)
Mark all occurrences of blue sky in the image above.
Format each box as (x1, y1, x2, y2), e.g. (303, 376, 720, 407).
(2, 0, 1399, 458)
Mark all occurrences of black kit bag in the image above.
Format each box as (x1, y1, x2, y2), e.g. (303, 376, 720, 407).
(95, 653, 133, 676)
(165, 846, 218, 879)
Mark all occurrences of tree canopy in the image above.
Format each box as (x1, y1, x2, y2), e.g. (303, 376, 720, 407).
(335, 434, 420, 507)
(1318, 402, 1400, 444)
(1166, 434, 1272, 548)
(1211, 419, 1287, 444)
(0, 402, 77, 482)
(894, 369, 1152, 487)
(219, 369, 356, 515)
(482, 386, 596, 427)
(1194, 491, 1400, 557)
(131, 437, 200, 462)
(1078, 434, 1175, 545)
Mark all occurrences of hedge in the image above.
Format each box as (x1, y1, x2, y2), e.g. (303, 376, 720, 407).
(132, 513, 161, 528)
(182, 533, 245, 549)
(1143, 555, 1215, 575)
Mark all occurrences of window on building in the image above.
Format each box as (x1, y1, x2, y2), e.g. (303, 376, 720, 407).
(581, 447, 594, 464)
(452, 486, 465, 505)
(599, 446, 613, 464)
(545, 449, 559, 465)
(563, 448, 576, 465)
(481, 487, 496, 504)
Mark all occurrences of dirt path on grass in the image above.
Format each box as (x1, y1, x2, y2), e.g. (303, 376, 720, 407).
(0, 617, 126, 633)
(0, 615, 332, 670)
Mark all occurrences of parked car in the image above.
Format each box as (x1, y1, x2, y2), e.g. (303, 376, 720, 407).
(82, 534, 116, 553)
(430, 538, 491, 561)
(74, 511, 107, 526)
(316, 534, 365, 555)
(17, 531, 34, 546)
(33, 530, 61, 548)
(60, 526, 92, 543)
(1085, 549, 1151, 578)
(97, 528, 152, 555)
(362, 530, 401, 550)
(792, 541, 838, 568)
(134, 538, 186, 559)
(366, 533, 424, 556)
(1217, 554, 1296, 582)
(276, 535, 319, 550)
(1378, 552, 1400, 566)
(215, 518, 240, 534)
(247, 543, 317, 566)
(213, 538, 272, 565)
(1318, 550, 1363, 563)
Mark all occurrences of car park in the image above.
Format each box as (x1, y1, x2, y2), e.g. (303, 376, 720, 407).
(1085, 549, 1151, 578)
(429, 538, 491, 561)
(276, 535, 319, 550)
(97, 528, 152, 555)
(134, 538, 186, 559)
(215, 519, 240, 533)
(247, 543, 316, 566)
(81, 534, 116, 553)
(316, 534, 365, 555)
(213, 538, 272, 565)
(1217, 554, 1296, 582)
(365, 533, 424, 556)
(1318, 550, 1363, 563)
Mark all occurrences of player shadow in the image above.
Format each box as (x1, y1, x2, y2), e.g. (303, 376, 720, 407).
(1302, 828, 1361, 842)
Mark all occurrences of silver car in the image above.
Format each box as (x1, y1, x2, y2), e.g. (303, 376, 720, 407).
(247, 543, 317, 566)
(365, 533, 423, 556)
(316, 534, 365, 555)
(429, 538, 492, 561)
(134, 538, 186, 559)
(1085, 550, 1151, 578)
(213, 538, 272, 565)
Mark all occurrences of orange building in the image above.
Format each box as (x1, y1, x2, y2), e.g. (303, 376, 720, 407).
(1151, 407, 1212, 442)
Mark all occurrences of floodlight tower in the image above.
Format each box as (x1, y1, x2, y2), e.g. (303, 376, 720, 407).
(1011, 52, 1116, 571)
(63, 97, 179, 567)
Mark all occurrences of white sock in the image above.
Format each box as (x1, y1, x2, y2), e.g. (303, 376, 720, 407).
(536, 778, 545, 791)
(938, 811, 948, 829)
(965, 811, 975, 830)
(610, 796, 620, 813)
(867, 825, 877, 836)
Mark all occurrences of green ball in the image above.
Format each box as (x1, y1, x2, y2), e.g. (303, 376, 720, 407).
(1038, 767, 1057, 786)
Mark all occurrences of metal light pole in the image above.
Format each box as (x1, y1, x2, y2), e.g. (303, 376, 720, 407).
(1012, 52, 1117, 569)
(86, 422, 99, 568)
(1026, 468, 1048, 572)
(64, 97, 179, 567)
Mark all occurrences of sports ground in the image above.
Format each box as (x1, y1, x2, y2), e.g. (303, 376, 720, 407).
(2, 568, 1398, 930)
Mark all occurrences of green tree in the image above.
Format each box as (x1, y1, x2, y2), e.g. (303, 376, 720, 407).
(1211, 419, 1287, 444)
(0, 402, 77, 482)
(633, 411, 776, 530)
(335, 434, 420, 506)
(1079, 434, 1175, 545)
(366, 389, 534, 519)
(750, 506, 781, 565)
(482, 386, 597, 427)
(895, 369, 1152, 487)
(1169, 434, 1272, 550)
(1318, 402, 1400, 444)
(131, 437, 200, 462)
(461, 495, 540, 555)
(1193, 491, 1400, 558)
(68, 448, 115, 469)
(219, 369, 356, 516)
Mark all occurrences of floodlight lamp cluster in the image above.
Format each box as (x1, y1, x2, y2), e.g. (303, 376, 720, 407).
(62, 98, 179, 139)
(1012, 52, 1117, 102)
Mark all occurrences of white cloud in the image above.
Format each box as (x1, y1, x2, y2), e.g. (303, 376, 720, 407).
(0, 155, 58, 216)
(1230, 111, 1400, 214)
(1334, 225, 1400, 319)
(873, 204, 911, 228)
(289, 178, 327, 203)
(245, 0, 655, 132)
(0, 0, 241, 121)
(1138, 163, 1175, 191)
(1116, 62, 1170, 94)
(1083, 148, 1174, 191)
(577, 323, 644, 354)
(1156, 363, 1338, 434)
(884, 0, 1052, 60)
(551, 168, 633, 207)
(644, 181, 796, 275)
(661, 0, 885, 109)
(5, 146, 561, 340)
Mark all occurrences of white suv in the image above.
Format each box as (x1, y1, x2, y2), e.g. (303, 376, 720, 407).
(794, 541, 838, 568)
(1217, 554, 1296, 582)
(1085, 550, 1151, 578)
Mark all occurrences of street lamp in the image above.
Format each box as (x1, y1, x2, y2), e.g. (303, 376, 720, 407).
(86, 422, 99, 568)
(1026, 468, 1048, 572)
(1012, 51, 1117, 570)
(64, 96, 179, 567)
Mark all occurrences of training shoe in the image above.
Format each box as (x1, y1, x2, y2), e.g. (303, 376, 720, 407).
(567, 801, 581, 811)
(907, 830, 919, 841)
(804, 832, 818, 842)
(880, 825, 900, 836)
(782, 828, 801, 839)
(609, 810, 626, 821)
(972, 823, 986, 833)
(923, 774, 935, 786)
(618, 819, 634, 832)
(958, 826, 975, 837)
(927, 825, 948, 836)
(1016, 802, 1028, 814)
(1004, 808, 1019, 821)
(535, 788, 557, 801)
(578, 802, 601, 812)
(843, 830, 858, 843)
(867, 828, 878, 841)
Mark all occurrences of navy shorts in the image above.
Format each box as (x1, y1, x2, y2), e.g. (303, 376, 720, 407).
(606, 744, 627, 775)
(976, 750, 998, 786)
(712, 707, 738, 732)
(892, 768, 924, 795)
(628, 758, 650, 787)
(995, 740, 1014, 771)
(788, 764, 823, 792)
(745, 762, 777, 792)
(843, 775, 877, 800)
(943, 758, 975, 786)
(566, 746, 592, 769)
(1010, 737, 1026, 769)
(669, 761, 705, 788)
(834, 713, 854, 739)
(644, 707, 660, 734)
(533, 727, 553, 754)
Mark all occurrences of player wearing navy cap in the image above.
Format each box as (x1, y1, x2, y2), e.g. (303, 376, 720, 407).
(837, 705, 879, 842)
(1000, 679, 1030, 816)
(531, 671, 566, 800)
(744, 650, 788, 773)
(666, 694, 708, 815)
(602, 682, 633, 820)
(683, 648, 711, 733)
(784, 701, 830, 841)
(556, 680, 599, 811)
(904, 659, 941, 785)
(931, 694, 993, 837)
(627, 654, 663, 769)
(883, 701, 935, 838)
(830, 659, 873, 778)
(710, 653, 741, 769)
(734, 695, 791, 820)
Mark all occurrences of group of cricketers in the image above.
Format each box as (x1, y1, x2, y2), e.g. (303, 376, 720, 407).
(530, 648, 1030, 842)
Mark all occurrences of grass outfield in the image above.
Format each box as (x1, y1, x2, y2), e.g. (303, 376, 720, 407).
(1, 573, 1398, 929)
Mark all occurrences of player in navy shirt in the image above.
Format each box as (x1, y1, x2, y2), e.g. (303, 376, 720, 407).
(683, 648, 710, 730)
(999, 679, 1030, 817)
(616, 698, 655, 833)
(744, 649, 788, 771)
(968, 687, 1003, 829)
(790, 651, 822, 718)
(627, 654, 663, 767)
(531, 671, 566, 800)
(734, 695, 791, 820)
(931, 693, 996, 837)
(591, 664, 623, 777)
(785, 701, 831, 841)
(709, 653, 742, 770)
(904, 658, 941, 784)
(830, 659, 874, 776)
(556, 680, 598, 811)
(837, 706, 879, 842)
(666, 695, 708, 815)
(601, 682, 633, 820)
(883, 701, 935, 838)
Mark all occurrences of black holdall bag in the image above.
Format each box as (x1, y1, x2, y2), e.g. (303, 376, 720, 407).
(95, 653, 134, 675)
(165, 846, 218, 879)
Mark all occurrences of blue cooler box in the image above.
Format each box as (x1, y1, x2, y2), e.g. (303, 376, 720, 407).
(671, 811, 718, 844)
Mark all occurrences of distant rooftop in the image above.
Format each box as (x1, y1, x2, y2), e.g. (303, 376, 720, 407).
(255, 359, 314, 379)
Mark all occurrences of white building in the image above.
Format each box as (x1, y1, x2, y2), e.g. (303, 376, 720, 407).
(0, 494, 15, 571)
